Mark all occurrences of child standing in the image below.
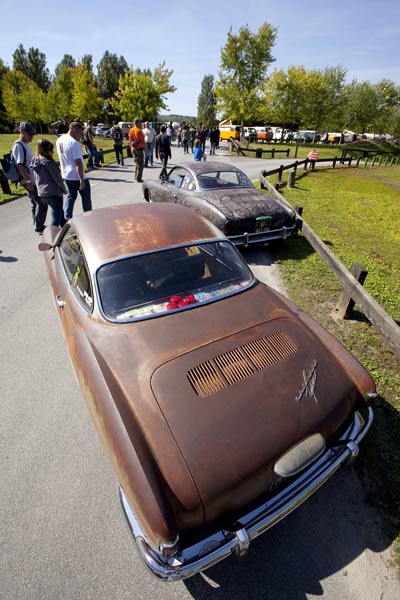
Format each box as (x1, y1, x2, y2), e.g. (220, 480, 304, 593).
(193, 139, 206, 161)
(31, 139, 67, 228)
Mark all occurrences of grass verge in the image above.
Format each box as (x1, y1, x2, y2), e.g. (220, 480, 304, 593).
(263, 164, 400, 572)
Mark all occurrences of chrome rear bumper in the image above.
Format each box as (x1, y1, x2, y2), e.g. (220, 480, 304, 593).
(119, 407, 373, 581)
(229, 224, 298, 246)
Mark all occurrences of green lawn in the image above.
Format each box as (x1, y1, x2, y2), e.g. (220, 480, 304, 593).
(261, 164, 400, 572)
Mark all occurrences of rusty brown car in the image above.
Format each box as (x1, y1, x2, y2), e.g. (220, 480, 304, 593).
(39, 202, 376, 581)
(142, 161, 297, 246)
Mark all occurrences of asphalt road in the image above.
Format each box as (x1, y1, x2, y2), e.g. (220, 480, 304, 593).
(0, 142, 398, 599)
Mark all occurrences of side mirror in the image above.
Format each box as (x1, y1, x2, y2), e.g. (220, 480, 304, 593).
(38, 242, 53, 252)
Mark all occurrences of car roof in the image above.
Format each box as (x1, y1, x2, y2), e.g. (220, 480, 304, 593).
(175, 161, 244, 176)
(70, 203, 223, 268)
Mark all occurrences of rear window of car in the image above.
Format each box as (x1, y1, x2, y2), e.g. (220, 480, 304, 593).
(96, 241, 254, 321)
(197, 170, 253, 190)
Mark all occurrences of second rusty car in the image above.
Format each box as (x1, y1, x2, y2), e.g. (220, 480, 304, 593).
(39, 202, 376, 581)
(142, 161, 297, 246)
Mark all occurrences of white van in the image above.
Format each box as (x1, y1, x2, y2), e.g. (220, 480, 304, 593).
(117, 122, 133, 140)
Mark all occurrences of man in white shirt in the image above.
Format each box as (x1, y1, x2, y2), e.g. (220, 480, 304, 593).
(12, 121, 48, 233)
(56, 122, 92, 219)
(143, 121, 156, 167)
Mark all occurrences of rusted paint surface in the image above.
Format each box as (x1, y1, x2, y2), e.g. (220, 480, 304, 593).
(142, 161, 296, 240)
(40, 203, 376, 549)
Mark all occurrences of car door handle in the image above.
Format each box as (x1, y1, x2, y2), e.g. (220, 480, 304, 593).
(55, 294, 65, 309)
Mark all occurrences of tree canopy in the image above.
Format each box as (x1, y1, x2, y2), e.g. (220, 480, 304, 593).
(215, 22, 277, 124)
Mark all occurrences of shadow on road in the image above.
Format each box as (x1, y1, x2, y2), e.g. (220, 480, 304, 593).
(183, 469, 393, 599)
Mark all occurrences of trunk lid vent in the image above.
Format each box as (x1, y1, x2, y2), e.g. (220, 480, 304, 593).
(187, 331, 297, 397)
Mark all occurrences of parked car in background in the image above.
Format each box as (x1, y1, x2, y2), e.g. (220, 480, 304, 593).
(117, 121, 133, 140)
(142, 161, 298, 246)
(327, 132, 342, 144)
(243, 127, 258, 143)
(255, 127, 273, 143)
(95, 126, 111, 138)
(38, 202, 376, 581)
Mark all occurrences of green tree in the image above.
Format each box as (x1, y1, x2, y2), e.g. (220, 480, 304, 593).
(54, 54, 76, 79)
(0, 58, 12, 131)
(262, 65, 347, 132)
(152, 61, 176, 113)
(113, 63, 176, 121)
(71, 63, 102, 121)
(42, 63, 74, 123)
(12, 44, 51, 91)
(81, 54, 93, 72)
(197, 74, 215, 126)
(215, 22, 277, 124)
(97, 51, 128, 99)
(3, 70, 46, 127)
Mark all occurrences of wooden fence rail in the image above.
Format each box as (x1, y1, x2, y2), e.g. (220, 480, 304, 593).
(259, 172, 400, 360)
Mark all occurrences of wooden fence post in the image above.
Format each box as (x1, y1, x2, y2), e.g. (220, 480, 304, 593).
(384, 156, 389, 166)
(364, 157, 368, 167)
(336, 262, 368, 319)
(356, 157, 361, 167)
(371, 156, 376, 167)
(287, 170, 296, 188)
(378, 155, 383, 166)
(333, 157, 337, 168)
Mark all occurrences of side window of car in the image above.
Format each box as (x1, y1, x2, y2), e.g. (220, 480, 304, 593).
(181, 174, 196, 191)
(168, 167, 188, 189)
(59, 231, 93, 311)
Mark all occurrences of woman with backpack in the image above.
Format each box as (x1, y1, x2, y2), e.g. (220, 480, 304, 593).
(110, 121, 124, 165)
(30, 139, 67, 228)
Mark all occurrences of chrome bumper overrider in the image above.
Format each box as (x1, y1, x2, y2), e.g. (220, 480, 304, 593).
(119, 407, 373, 582)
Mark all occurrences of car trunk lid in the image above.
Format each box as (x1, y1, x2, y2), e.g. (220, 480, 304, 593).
(150, 316, 360, 525)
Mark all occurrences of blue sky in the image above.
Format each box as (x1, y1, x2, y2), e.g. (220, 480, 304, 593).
(1, 0, 399, 116)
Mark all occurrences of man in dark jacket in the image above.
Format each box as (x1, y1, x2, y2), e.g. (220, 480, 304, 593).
(155, 125, 172, 180)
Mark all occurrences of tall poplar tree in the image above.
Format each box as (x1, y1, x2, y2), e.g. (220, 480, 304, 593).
(12, 44, 51, 91)
(215, 22, 277, 124)
(197, 74, 215, 126)
(97, 51, 128, 99)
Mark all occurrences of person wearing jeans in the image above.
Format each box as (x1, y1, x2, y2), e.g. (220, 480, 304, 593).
(64, 179, 92, 219)
(83, 120, 102, 169)
(56, 121, 92, 220)
(12, 121, 48, 233)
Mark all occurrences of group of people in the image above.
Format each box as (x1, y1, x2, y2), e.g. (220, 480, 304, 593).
(11, 117, 223, 233)
(127, 120, 222, 181)
(12, 120, 92, 234)
(128, 119, 172, 182)
(175, 124, 221, 155)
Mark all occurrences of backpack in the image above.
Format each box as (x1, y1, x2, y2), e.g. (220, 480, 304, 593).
(0, 141, 26, 183)
(112, 127, 122, 142)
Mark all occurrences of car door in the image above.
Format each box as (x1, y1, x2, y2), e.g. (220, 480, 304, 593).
(162, 166, 190, 204)
(51, 227, 94, 343)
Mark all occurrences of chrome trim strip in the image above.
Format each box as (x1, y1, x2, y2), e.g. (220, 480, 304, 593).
(119, 407, 373, 581)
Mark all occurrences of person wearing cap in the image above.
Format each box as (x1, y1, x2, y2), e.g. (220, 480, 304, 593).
(56, 122, 92, 219)
(12, 122, 48, 234)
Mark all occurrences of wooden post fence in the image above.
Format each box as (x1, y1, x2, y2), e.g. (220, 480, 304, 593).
(259, 173, 400, 359)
